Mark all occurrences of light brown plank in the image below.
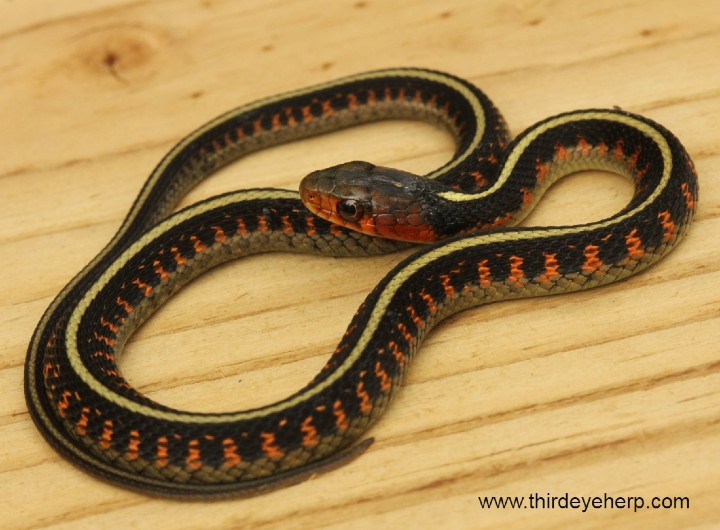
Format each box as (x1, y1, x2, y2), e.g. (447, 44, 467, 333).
(1, 1, 718, 528)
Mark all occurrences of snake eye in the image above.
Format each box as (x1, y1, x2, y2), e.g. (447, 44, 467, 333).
(337, 199, 363, 222)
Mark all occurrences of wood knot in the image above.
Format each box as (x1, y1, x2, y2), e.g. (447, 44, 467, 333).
(72, 24, 165, 84)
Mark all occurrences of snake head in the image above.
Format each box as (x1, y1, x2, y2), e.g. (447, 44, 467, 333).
(300, 161, 439, 242)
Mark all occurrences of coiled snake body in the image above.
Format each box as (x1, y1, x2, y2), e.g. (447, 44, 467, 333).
(24, 68, 698, 497)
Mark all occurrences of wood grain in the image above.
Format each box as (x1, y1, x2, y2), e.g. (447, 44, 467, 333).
(1, 1, 718, 528)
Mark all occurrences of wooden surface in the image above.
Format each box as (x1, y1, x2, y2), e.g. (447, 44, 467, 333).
(1, 1, 718, 528)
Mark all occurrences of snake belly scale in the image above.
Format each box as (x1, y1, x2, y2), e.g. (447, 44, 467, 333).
(24, 68, 698, 497)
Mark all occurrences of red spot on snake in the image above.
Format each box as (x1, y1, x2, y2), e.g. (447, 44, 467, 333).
(156, 436, 169, 467)
(132, 278, 153, 297)
(191, 235, 206, 253)
(187, 439, 202, 470)
(171, 246, 186, 266)
(116, 297, 134, 314)
(509, 255, 525, 284)
(375, 361, 391, 392)
(356, 380, 372, 414)
(577, 136, 591, 156)
(212, 226, 226, 243)
(625, 228, 645, 259)
(333, 399, 350, 430)
(478, 259, 491, 286)
(76, 407, 90, 436)
(100, 420, 114, 449)
(658, 211, 677, 241)
(681, 182, 695, 210)
(554, 143, 569, 160)
(582, 245, 604, 274)
(222, 438, 241, 467)
(539, 253, 560, 283)
(300, 417, 320, 448)
(260, 432, 284, 459)
(127, 430, 141, 460)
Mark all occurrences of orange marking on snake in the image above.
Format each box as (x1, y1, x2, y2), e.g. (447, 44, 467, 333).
(99, 420, 114, 449)
(305, 216, 317, 236)
(156, 436, 169, 467)
(187, 439, 202, 470)
(356, 380, 372, 414)
(235, 127, 246, 141)
(191, 235, 206, 253)
(236, 218, 248, 236)
(613, 140, 625, 160)
(300, 417, 320, 448)
(101, 367, 123, 379)
(388, 340, 407, 367)
(100, 316, 120, 333)
(440, 274, 456, 298)
(321, 100, 334, 117)
(509, 255, 525, 284)
(596, 141, 609, 156)
(538, 253, 560, 283)
(127, 430, 141, 460)
(469, 170, 486, 187)
(657, 211, 677, 240)
(520, 188, 533, 207)
(477, 259, 491, 286)
(628, 147, 640, 168)
(367, 89, 377, 105)
(491, 212, 513, 228)
(212, 139, 223, 153)
(43, 361, 56, 381)
(91, 350, 116, 364)
(284, 107, 297, 127)
(132, 278, 153, 297)
(76, 406, 90, 436)
(116, 297, 134, 314)
(420, 290, 438, 313)
(535, 158, 550, 181)
(577, 136, 591, 156)
(347, 93, 358, 109)
(625, 228, 645, 259)
(253, 118, 263, 134)
(333, 399, 350, 430)
(681, 182, 695, 210)
(212, 226, 226, 243)
(260, 432, 284, 459)
(170, 246, 186, 266)
(280, 215, 294, 235)
(582, 245, 604, 274)
(397, 322, 415, 347)
(271, 113, 281, 131)
(406, 303, 424, 330)
(257, 215, 270, 233)
(222, 438, 241, 467)
(554, 143, 569, 161)
(93, 331, 116, 348)
(375, 361, 391, 392)
(301, 106, 313, 122)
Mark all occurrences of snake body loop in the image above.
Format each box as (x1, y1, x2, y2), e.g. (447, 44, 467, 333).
(24, 68, 697, 497)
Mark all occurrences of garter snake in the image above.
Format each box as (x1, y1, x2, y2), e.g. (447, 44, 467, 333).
(24, 68, 698, 498)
